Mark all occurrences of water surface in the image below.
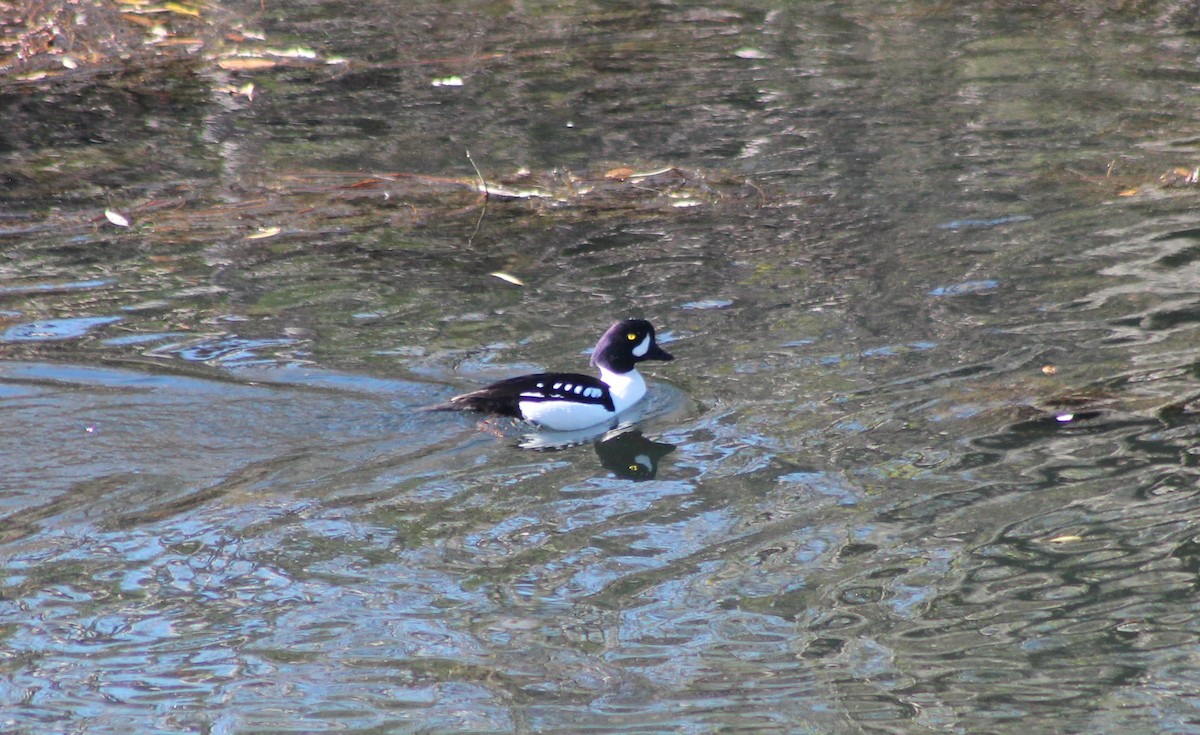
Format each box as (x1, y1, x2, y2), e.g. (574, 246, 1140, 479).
(4, 2, 1200, 733)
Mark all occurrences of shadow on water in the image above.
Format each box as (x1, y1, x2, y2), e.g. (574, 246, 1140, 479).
(6, 1, 1200, 733)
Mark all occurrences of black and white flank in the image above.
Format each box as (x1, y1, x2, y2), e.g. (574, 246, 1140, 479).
(432, 318, 674, 432)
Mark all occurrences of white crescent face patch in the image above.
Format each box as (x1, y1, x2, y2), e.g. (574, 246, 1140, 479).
(631, 333, 651, 358)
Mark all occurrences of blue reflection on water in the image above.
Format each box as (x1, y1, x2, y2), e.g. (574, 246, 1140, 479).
(2, 316, 122, 341)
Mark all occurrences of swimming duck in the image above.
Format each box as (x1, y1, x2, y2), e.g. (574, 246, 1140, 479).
(435, 318, 673, 431)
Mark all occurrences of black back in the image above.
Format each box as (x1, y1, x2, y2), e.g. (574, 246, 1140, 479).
(444, 372, 615, 415)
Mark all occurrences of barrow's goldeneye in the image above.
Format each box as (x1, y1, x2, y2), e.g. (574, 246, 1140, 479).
(434, 318, 673, 431)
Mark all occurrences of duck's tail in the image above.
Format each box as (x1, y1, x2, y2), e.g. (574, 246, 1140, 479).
(420, 389, 522, 418)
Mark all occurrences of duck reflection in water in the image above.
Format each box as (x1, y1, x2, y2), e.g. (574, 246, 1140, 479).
(593, 429, 675, 481)
(516, 424, 676, 480)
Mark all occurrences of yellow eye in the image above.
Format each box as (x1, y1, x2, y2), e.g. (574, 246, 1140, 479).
(627, 332, 638, 341)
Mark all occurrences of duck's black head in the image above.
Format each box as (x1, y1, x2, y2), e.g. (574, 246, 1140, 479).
(590, 318, 673, 374)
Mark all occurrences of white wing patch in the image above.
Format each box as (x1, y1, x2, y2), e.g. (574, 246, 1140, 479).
(523, 381, 603, 401)
(631, 333, 651, 358)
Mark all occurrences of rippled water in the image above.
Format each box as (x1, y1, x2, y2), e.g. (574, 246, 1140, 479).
(5, 1, 1200, 733)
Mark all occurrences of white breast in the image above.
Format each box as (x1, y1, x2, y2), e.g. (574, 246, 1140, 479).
(598, 367, 646, 414)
